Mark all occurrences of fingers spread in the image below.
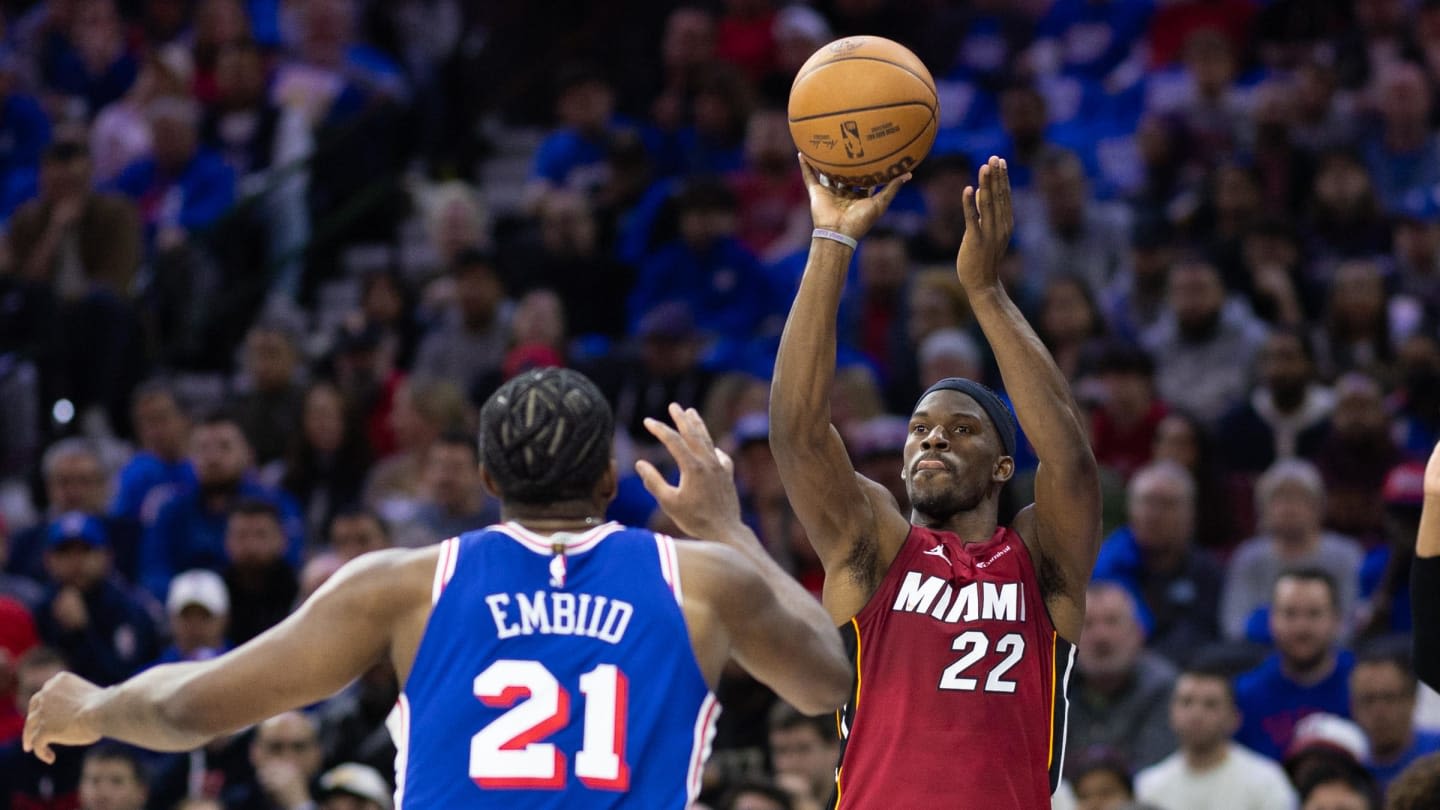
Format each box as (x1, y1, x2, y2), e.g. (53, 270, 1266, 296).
(635, 460, 674, 501)
(874, 172, 911, 210)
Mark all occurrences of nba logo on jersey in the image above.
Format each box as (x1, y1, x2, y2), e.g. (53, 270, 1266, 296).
(392, 522, 720, 808)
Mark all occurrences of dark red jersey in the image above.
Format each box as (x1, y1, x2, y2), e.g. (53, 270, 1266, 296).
(831, 524, 1076, 809)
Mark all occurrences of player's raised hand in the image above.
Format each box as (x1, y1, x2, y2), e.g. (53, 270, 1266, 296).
(637, 403, 745, 543)
(798, 153, 910, 242)
(23, 671, 103, 764)
(955, 156, 1015, 291)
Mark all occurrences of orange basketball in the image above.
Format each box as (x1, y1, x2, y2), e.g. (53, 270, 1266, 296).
(788, 36, 938, 188)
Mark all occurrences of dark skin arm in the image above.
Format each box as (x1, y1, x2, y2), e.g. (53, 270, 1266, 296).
(770, 157, 915, 622)
(639, 403, 851, 714)
(24, 548, 435, 761)
(961, 158, 1101, 641)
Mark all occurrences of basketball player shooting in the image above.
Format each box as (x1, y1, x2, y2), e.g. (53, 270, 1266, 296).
(24, 369, 852, 808)
(772, 155, 1102, 808)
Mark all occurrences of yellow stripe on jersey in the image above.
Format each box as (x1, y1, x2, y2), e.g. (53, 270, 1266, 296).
(1046, 631, 1057, 769)
(835, 618, 863, 808)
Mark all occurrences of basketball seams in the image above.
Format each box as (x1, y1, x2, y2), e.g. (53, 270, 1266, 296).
(791, 56, 939, 107)
(797, 114, 937, 170)
(788, 100, 935, 124)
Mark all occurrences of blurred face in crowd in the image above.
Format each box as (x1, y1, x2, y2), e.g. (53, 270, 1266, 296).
(1214, 165, 1261, 221)
(1314, 155, 1373, 216)
(454, 260, 504, 327)
(906, 275, 967, 345)
(922, 165, 970, 226)
(1296, 62, 1337, 120)
(320, 796, 382, 810)
(72, 0, 123, 69)
(1329, 261, 1385, 330)
(1170, 673, 1239, 752)
(1167, 262, 1226, 333)
(512, 290, 566, 349)
(662, 7, 715, 73)
(1152, 414, 1200, 470)
(858, 235, 909, 295)
(1261, 479, 1322, 539)
(40, 154, 91, 202)
(1350, 660, 1416, 757)
(1259, 332, 1312, 403)
(744, 109, 792, 173)
(1302, 781, 1372, 810)
(539, 191, 597, 257)
(1126, 466, 1194, 556)
(1039, 277, 1096, 347)
(303, 383, 346, 455)
(1270, 576, 1341, 672)
(1378, 63, 1432, 130)
(1331, 375, 1388, 437)
(172, 603, 226, 655)
(1039, 158, 1087, 231)
(133, 390, 190, 462)
(1243, 229, 1300, 277)
(425, 442, 480, 514)
(1099, 369, 1152, 424)
(1073, 769, 1131, 810)
(190, 421, 251, 488)
(1136, 115, 1176, 169)
(150, 107, 199, 171)
(251, 712, 323, 781)
(921, 348, 981, 389)
(44, 540, 109, 590)
(215, 44, 265, 107)
(195, 0, 250, 48)
(1185, 30, 1236, 96)
(556, 78, 613, 134)
(225, 511, 285, 569)
(79, 755, 147, 810)
(641, 334, 699, 378)
(48, 449, 107, 513)
(769, 721, 838, 798)
(328, 513, 389, 561)
(679, 204, 738, 251)
(1000, 87, 1046, 149)
(300, 0, 355, 64)
(1079, 585, 1145, 680)
(1394, 217, 1440, 269)
(246, 329, 298, 392)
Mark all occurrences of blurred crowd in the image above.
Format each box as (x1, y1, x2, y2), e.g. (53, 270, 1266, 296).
(4, 0, 1440, 809)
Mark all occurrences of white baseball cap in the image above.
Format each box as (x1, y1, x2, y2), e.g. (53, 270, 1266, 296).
(167, 570, 230, 616)
(319, 763, 393, 810)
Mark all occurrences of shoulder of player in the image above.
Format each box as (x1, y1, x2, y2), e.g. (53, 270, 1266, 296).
(314, 546, 439, 615)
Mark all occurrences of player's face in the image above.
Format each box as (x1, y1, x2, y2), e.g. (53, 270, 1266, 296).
(1169, 675, 1237, 749)
(1270, 579, 1340, 670)
(1350, 662, 1414, 752)
(79, 758, 147, 810)
(904, 391, 1008, 522)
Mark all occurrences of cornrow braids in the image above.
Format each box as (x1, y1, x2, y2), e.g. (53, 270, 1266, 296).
(479, 368, 614, 506)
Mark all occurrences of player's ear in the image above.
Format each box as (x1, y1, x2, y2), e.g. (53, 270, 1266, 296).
(479, 465, 503, 499)
(595, 460, 620, 504)
(993, 455, 1014, 483)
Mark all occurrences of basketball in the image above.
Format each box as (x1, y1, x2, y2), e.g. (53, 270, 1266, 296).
(788, 36, 938, 189)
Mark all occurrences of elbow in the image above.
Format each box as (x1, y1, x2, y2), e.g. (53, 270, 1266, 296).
(794, 652, 854, 716)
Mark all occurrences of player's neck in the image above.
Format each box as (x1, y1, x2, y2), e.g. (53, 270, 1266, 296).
(503, 502, 606, 534)
(910, 505, 998, 542)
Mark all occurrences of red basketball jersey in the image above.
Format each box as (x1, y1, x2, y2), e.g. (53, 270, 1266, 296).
(831, 524, 1076, 809)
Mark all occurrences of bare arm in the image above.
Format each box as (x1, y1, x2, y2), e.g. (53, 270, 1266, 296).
(1413, 441, 1440, 688)
(24, 549, 431, 761)
(769, 157, 912, 575)
(637, 403, 850, 713)
(958, 158, 1101, 639)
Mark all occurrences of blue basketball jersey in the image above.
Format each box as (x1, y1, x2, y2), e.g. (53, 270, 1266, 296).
(392, 522, 719, 809)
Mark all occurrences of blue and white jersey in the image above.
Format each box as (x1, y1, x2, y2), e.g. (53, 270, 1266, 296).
(392, 522, 719, 809)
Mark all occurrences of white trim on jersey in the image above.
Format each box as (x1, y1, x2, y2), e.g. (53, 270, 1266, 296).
(495, 521, 624, 556)
(1053, 643, 1078, 792)
(431, 537, 460, 605)
(388, 694, 411, 809)
(686, 693, 721, 803)
(654, 534, 684, 606)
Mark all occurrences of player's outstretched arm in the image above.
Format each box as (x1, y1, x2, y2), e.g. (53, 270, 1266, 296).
(1413, 440, 1440, 689)
(957, 157, 1101, 641)
(24, 548, 432, 762)
(770, 156, 912, 578)
(638, 403, 850, 714)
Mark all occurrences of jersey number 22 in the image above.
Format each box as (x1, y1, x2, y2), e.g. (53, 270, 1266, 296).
(470, 659, 630, 791)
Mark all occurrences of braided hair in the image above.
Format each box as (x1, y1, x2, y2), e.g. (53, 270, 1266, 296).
(479, 368, 614, 506)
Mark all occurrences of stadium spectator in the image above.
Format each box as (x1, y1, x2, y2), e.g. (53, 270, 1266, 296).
(1036, 273, 1108, 384)
(1088, 342, 1167, 480)
(1066, 583, 1178, 772)
(1347, 643, 1440, 790)
(201, 40, 277, 181)
(1092, 461, 1224, 664)
(228, 711, 322, 810)
(1363, 62, 1440, 215)
(766, 704, 837, 810)
(1296, 768, 1379, 810)
(1385, 753, 1440, 810)
(1314, 373, 1402, 542)
(1216, 329, 1333, 477)
(0, 648, 81, 808)
(235, 320, 306, 469)
(110, 380, 194, 525)
(158, 568, 229, 664)
(1235, 569, 1356, 760)
(316, 762, 391, 810)
(524, 64, 624, 206)
(280, 380, 372, 542)
(35, 513, 159, 685)
(362, 377, 470, 522)
(78, 743, 149, 810)
(7, 437, 136, 583)
(141, 413, 302, 600)
(314, 664, 398, 790)
(221, 499, 297, 645)
(325, 508, 390, 562)
(0, 595, 38, 742)
(47, 0, 138, 119)
(392, 431, 497, 548)
(1221, 460, 1364, 642)
(1136, 664, 1298, 809)
(412, 250, 511, 392)
(1067, 749, 1138, 810)
(1019, 150, 1131, 295)
(1283, 713, 1375, 803)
